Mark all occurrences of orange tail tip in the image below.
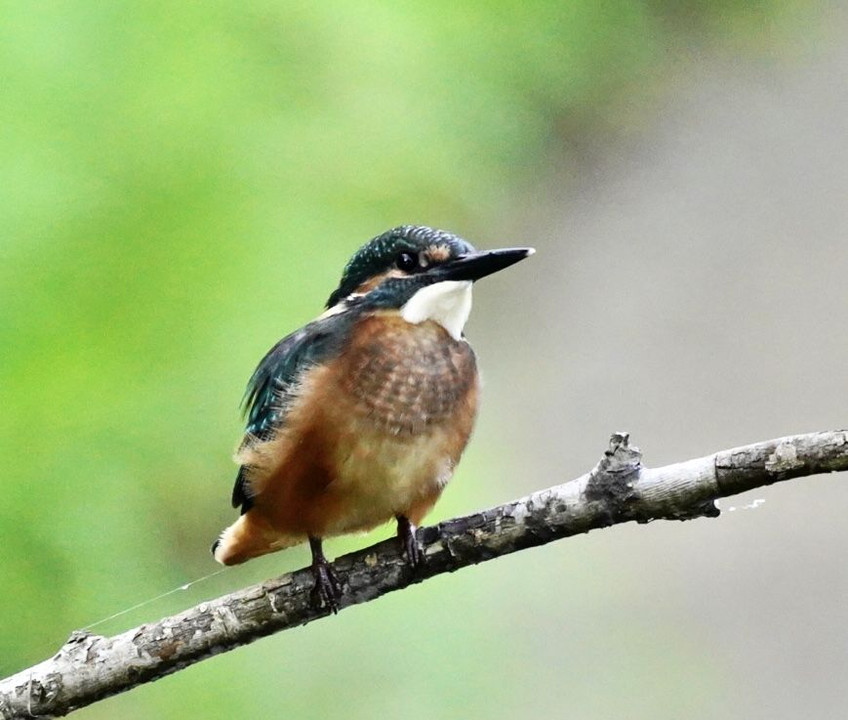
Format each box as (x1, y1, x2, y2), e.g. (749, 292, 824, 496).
(212, 514, 303, 566)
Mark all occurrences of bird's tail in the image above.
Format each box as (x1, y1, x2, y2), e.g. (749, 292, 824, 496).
(212, 514, 303, 565)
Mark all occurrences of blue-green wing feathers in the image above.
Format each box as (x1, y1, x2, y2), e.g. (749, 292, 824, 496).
(231, 311, 356, 513)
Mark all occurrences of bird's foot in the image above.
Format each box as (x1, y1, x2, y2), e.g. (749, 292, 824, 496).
(309, 536, 342, 613)
(310, 559, 342, 613)
(396, 515, 425, 570)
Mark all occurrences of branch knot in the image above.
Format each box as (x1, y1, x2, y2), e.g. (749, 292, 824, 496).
(584, 432, 642, 522)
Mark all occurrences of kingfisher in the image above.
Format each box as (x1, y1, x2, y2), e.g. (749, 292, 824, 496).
(212, 225, 533, 609)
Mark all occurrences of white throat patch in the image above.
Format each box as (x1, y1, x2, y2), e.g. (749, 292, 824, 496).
(400, 280, 473, 340)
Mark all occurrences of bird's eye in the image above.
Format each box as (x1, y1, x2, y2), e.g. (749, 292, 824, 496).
(395, 252, 419, 272)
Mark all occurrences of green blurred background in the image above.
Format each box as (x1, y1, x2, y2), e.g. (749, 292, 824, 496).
(4, 1, 848, 718)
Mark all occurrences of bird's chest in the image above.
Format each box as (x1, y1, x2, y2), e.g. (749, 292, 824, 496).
(334, 314, 478, 436)
(306, 315, 478, 528)
(246, 315, 480, 535)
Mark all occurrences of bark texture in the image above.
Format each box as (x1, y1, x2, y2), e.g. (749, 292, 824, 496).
(2, 430, 847, 719)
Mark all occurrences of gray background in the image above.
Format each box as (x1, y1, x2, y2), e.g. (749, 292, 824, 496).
(467, 12, 848, 718)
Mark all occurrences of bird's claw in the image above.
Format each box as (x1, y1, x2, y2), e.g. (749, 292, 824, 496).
(310, 559, 342, 613)
(397, 515, 425, 571)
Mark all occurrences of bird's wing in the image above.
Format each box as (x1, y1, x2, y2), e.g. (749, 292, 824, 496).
(231, 309, 356, 513)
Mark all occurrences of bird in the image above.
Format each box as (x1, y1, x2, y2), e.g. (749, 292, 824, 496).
(212, 225, 533, 610)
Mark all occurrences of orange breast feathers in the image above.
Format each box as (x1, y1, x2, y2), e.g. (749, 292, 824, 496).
(214, 313, 479, 565)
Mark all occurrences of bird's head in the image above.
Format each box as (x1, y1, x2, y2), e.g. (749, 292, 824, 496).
(325, 226, 533, 338)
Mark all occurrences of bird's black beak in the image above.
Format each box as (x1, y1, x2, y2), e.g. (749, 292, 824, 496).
(435, 247, 535, 282)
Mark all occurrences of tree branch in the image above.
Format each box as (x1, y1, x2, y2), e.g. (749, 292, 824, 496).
(3, 430, 847, 719)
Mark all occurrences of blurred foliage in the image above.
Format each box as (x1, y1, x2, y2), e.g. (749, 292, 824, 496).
(0, 1, 817, 717)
